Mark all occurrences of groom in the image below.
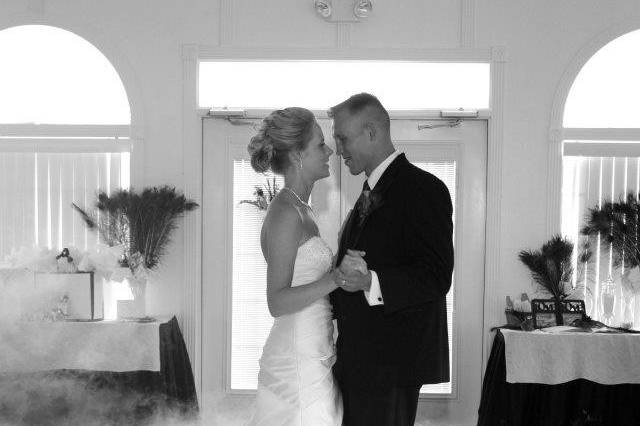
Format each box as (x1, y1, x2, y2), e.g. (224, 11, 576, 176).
(329, 93, 454, 426)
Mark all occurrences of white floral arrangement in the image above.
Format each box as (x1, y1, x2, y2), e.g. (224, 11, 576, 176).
(0, 245, 144, 322)
(0, 244, 139, 284)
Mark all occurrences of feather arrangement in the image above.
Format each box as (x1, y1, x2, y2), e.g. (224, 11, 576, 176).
(518, 235, 590, 301)
(240, 177, 280, 211)
(581, 192, 640, 269)
(72, 186, 198, 277)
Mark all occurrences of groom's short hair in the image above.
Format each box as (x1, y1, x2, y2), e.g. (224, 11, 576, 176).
(328, 93, 390, 131)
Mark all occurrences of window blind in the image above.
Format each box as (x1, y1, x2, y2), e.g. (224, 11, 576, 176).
(231, 159, 283, 390)
(562, 153, 640, 325)
(0, 151, 130, 259)
(413, 161, 456, 395)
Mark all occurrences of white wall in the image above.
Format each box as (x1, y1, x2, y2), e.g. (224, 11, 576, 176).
(477, 0, 640, 306)
(2, 0, 640, 423)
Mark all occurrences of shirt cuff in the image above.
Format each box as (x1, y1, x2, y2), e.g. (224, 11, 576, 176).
(364, 270, 384, 306)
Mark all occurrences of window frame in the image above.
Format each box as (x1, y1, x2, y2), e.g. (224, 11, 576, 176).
(555, 27, 640, 326)
(203, 112, 484, 403)
(0, 23, 144, 186)
(0, 124, 132, 152)
(191, 48, 505, 408)
(0, 23, 141, 166)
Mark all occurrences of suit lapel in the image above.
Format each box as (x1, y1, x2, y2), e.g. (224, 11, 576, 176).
(337, 207, 357, 262)
(350, 154, 408, 247)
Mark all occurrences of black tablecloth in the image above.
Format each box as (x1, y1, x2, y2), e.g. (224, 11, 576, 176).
(477, 329, 640, 426)
(0, 316, 198, 426)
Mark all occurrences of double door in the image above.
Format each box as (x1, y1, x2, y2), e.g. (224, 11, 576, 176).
(201, 115, 486, 425)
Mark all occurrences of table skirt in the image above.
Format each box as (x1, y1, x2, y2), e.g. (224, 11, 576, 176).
(478, 329, 640, 426)
(0, 317, 198, 426)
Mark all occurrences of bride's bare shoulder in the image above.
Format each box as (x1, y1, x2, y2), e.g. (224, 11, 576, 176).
(264, 194, 299, 223)
(261, 195, 303, 244)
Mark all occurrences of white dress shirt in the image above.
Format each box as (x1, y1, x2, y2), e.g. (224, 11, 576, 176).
(362, 150, 402, 306)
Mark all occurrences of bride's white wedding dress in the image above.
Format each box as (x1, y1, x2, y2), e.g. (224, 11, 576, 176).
(249, 236, 343, 426)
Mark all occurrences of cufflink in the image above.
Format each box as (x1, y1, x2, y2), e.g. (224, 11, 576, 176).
(377, 297, 382, 302)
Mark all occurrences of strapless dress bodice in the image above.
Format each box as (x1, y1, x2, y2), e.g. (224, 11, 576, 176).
(290, 236, 333, 287)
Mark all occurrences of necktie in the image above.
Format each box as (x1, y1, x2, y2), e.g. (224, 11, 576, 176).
(356, 180, 372, 225)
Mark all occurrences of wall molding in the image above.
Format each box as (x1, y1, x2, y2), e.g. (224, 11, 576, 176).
(460, 0, 476, 48)
(547, 18, 640, 236)
(481, 45, 506, 369)
(336, 22, 351, 48)
(181, 43, 203, 402)
(197, 45, 492, 61)
(563, 128, 640, 141)
(219, 0, 233, 46)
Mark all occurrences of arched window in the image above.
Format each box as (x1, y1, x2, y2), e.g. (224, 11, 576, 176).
(563, 29, 640, 129)
(561, 29, 640, 325)
(0, 25, 132, 258)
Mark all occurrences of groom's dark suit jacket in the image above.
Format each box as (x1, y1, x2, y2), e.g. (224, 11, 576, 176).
(331, 153, 454, 389)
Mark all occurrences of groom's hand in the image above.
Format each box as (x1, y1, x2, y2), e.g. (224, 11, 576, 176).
(336, 250, 371, 292)
(339, 249, 368, 275)
(335, 268, 372, 292)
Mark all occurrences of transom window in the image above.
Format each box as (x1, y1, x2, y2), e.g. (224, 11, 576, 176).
(199, 61, 490, 110)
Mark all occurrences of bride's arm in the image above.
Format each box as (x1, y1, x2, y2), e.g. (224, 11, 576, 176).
(263, 204, 338, 318)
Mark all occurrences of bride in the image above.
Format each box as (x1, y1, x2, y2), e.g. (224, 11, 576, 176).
(246, 107, 344, 425)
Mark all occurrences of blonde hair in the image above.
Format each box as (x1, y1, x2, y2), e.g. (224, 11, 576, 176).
(248, 107, 316, 174)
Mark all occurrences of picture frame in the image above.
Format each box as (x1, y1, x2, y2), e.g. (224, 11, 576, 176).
(561, 299, 586, 326)
(532, 299, 560, 328)
(35, 271, 102, 320)
(531, 299, 586, 328)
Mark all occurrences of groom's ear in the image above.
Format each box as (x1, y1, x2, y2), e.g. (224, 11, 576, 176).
(363, 121, 376, 142)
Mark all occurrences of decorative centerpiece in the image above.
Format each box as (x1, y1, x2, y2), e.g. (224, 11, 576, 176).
(518, 235, 591, 327)
(0, 246, 99, 321)
(505, 293, 533, 330)
(72, 186, 198, 317)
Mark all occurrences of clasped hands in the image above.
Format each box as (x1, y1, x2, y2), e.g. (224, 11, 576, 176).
(333, 249, 372, 293)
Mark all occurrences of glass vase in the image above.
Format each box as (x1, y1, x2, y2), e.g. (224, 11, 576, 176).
(600, 276, 616, 326)
(583, 287, 595, 318)
(622, 292, 635, 326)
(621, 268, 640, 328)
(128, 276, 147, 318)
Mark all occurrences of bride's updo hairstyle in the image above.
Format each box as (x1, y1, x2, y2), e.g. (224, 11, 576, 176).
(248, 107, 316, 174)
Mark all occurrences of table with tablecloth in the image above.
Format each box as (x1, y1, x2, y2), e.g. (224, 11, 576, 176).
(478, 328, 640, 426)
(0, 316, 198, 425)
